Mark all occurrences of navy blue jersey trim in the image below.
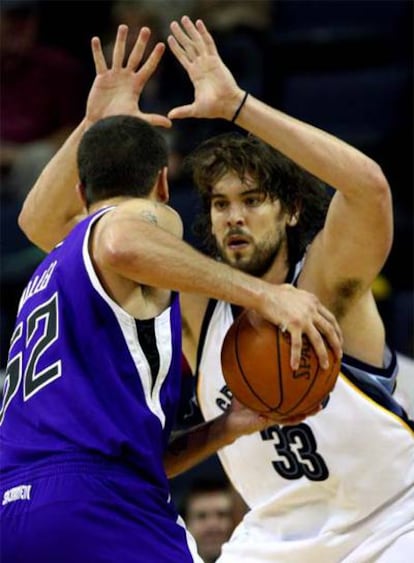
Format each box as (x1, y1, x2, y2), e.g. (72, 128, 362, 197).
(173, 298, 220, 430)
(340, 363, 414, 429)
(135, 318, 159, 391)
(342, 350, 397, 380)
(195, 298, 218, 378)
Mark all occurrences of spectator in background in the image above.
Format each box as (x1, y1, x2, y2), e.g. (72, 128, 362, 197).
(0, 0, 88, 202)
(180, 478, 247, 563)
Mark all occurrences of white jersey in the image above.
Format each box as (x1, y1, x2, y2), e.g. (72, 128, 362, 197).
(196, 298, 414, 562)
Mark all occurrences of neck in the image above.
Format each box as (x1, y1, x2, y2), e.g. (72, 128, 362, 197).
(88, 196, 132, 214)
(262, 244, 291, 285)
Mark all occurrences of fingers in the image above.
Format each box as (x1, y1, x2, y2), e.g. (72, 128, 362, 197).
(303, 325, 330, 370)
(280, 403, 324, 426)
(266, 403, 323, 426)
(317, 307, 343, 361)
(278, 290, 342, 370)
(169, 20, 198, 62)
(288, 328, 304, 371)
(169, 16, 215, 64)
(286, 314, 342, 371)
(126, 26, 151, 70)
(136, 42, 166, 86)
(181, 16, 218, 56)
(142, 112, 172, 129)
(195, 19, 218, 56)
(112, 25, 128, 70)
(91, 36, 107, 74)
(170, 16, 199, 61)
(167, 34, 190, 72)
(289, 318, 342, 371)
(287, 327, 323, 372)
(168, 103, 196, 120)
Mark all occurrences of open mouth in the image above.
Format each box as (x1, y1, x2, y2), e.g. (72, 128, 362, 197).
(226, 235, 250, 250)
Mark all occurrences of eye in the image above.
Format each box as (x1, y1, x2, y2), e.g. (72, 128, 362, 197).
(244, 194, 265, 207)
(212, 199, 229, 211)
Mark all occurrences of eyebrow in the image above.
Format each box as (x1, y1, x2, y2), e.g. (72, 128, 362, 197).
(210, 188, 262, 200)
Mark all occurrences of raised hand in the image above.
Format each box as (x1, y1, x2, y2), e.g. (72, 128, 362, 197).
(167, 16, 245, 121)
(86, 25, 171, 128)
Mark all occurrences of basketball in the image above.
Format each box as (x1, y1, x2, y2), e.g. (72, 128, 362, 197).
(221, 310, 340, 418)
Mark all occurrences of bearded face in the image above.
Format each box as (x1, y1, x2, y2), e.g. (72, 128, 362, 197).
(210, 172, 292, 277)
(216, 225, 285, 277)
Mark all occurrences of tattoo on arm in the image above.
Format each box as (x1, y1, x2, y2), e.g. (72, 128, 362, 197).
(139, 209, 158, 225)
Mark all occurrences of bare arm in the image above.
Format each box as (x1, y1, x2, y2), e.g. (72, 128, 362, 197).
(165, 398, 318, 478)
(165, 414, 239, 479)
(233, 98, 392, 296)
(96, 201, 342, 369)
(19, 25, 172, 253)
(18, 121, 88, 252)
(167, 17, 393, 298)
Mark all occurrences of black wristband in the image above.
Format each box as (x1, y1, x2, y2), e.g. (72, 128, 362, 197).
(231, 92, 249, 123)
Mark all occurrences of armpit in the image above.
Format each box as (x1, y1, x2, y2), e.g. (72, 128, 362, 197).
(332, 278, 363, 319)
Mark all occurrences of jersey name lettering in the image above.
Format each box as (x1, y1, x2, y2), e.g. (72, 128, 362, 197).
(215, 385, 233, 412)
(18, 260, 57, 313)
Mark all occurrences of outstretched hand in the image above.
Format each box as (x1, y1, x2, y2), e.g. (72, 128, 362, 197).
(86, 25, 171, 129)
(167, 16, 245, 121)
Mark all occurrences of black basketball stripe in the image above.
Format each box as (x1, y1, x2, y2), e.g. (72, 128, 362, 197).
(234, 317, 279, 411)
(280, 363, 321, 416)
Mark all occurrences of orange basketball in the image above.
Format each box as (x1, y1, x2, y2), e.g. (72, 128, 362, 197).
(221, 309, 340, 418)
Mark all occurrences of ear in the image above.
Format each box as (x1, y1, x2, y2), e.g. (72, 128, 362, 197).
(287, 209, 300, 227)
(76, 182, 88, 207)
(154, 167, 169, 203)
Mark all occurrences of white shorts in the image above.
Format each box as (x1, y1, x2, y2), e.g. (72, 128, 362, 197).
(217, 520, 414, 563)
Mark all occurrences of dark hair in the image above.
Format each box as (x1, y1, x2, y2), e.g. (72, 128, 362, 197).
(77, 115, 168, 205)
(179, 477, 231, 519)
(186, 132, 332, 265)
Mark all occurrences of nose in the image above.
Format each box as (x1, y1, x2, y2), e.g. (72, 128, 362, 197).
(226, 203, 245, 226)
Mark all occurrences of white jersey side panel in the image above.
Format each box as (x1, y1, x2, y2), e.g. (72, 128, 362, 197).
(197, 300, 414, 562)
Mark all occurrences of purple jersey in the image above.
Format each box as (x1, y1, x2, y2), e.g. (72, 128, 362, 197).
(0, 208, 200, 562)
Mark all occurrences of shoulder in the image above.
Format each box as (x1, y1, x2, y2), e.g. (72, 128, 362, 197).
(158, 204, 183, 239)
(113, 200, 183, 239)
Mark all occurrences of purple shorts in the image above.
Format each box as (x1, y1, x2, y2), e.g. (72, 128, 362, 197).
(1, 457, 197, 563)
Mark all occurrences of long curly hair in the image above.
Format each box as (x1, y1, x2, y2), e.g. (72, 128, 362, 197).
(185, 132, 332, 266)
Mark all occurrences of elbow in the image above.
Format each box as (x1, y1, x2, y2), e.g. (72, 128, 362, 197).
(370, 162, 394, 255)
(17, 203, 53, 253)
(376, 163, 391, 197)
(18, 203, 41, 248)
(18, 201, 31, 238)
(99, 238, 127, 271)
(365, 159, 390, 198)
(98, 225, 138, 273)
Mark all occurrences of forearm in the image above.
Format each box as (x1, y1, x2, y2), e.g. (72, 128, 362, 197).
(235, 95, 387, 198)
(18, 119, 88, 253)
(103, 218, 267, 313)
(164, 414, 236, 478)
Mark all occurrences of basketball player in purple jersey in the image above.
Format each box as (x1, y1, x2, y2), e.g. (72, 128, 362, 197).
(0, 26, 341, 563)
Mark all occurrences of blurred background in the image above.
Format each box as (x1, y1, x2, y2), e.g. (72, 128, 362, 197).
(1, 0, 413, 554)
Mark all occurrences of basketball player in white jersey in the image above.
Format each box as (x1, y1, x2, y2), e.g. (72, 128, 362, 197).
(161, 17, 414, 562)
(18, 17, 413, 563)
